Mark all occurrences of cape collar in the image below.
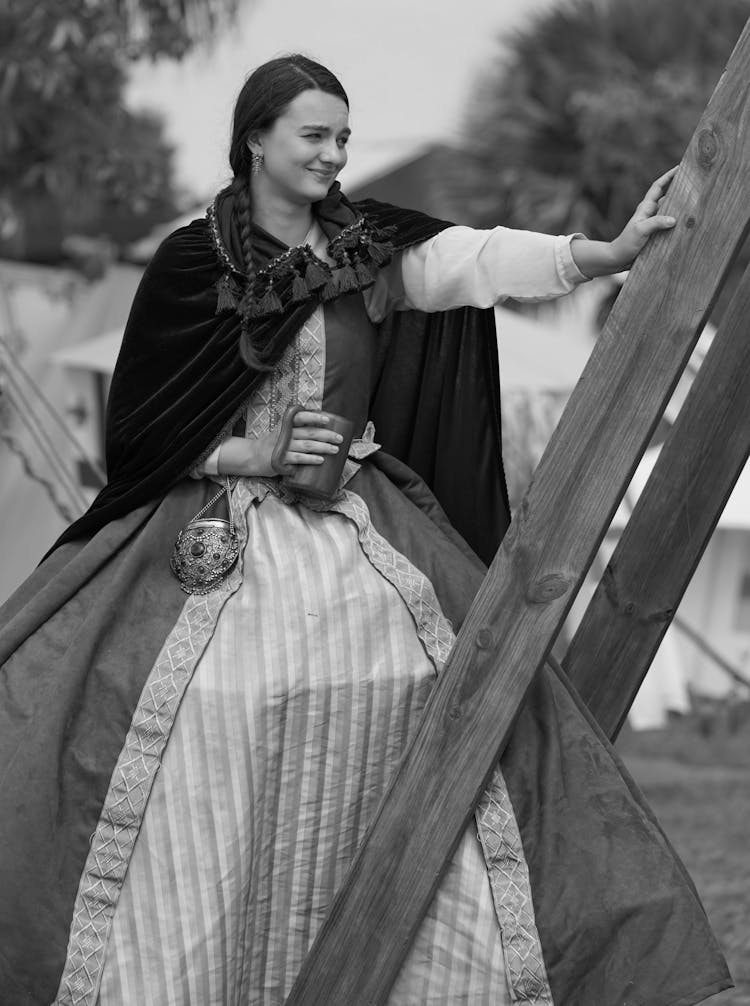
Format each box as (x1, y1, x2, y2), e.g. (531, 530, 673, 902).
(207, 182, 396, 322)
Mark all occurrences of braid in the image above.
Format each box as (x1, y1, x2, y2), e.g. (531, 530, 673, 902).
(234, 176, 257, 304)
(227, 172, 269, 370)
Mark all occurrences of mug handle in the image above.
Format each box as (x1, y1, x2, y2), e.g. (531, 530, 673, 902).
(270, 403, 304, 476)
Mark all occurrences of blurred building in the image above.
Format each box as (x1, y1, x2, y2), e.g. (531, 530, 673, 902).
(0, 258, 141, 596)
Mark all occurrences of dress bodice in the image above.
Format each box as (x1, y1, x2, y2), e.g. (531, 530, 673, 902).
(244, 292, 379, 441)
(320, 293, 380, 432)
(198, 214, 588, 484)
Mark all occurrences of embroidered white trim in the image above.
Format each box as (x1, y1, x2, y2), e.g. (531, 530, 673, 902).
(327, 489, 552, 1004)
(477, 766, 554, 1004)
(327, 489, 453, 671)
(245, 308, 324, 437)
(53, 550, 246, 1004)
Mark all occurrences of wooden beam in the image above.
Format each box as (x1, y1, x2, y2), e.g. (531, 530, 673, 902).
(285, 19, 750, 1006)
(564, 262, 750, 739)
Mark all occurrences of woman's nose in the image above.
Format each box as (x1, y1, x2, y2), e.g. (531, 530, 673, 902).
(320, 140, 347, 166)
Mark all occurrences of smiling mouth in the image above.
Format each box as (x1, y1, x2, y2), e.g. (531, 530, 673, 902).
(308, 169, 336, 181)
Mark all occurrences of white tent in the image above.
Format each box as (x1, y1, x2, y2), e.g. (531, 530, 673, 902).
(0, 263, 142, 603)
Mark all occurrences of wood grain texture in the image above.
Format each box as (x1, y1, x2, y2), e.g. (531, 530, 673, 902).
(564, 263, 750, 740)
(284, 18, 750, 1006)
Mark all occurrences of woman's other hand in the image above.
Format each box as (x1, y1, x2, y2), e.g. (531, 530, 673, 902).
(215, 412, 343, 477)
(272, 410, 344, 473)
(610, 165, 679, 269)
(570, 166, 679, 278)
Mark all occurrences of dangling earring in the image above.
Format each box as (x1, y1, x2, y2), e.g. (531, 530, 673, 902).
(251, 151, 264, 176)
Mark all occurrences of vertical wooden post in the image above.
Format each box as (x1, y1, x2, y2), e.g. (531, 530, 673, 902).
(284, 19, 750, 1006)
(564, 262, 750, 739)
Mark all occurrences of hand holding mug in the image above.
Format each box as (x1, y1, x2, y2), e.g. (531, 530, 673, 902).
(272, 405, 355, 499)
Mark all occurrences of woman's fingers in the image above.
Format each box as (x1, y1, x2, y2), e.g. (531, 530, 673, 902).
(636, 214, 677, 237)
(278, 410, 346, 466)
(290, 438, 340, 453)
(292, 425, 343, 440)
(291, 427, 343, 446)
(635, 168, 679, 225)
(284, 450, 326, 465)
(291, 412, 343, 444)
(293, 410, 332, 427)
(611, 166, 680, 268)
(644, 165, 679, 202)
(286, 418, 343, 465)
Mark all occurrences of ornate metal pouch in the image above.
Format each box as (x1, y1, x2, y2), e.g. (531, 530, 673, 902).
(170, 478, 240, 595)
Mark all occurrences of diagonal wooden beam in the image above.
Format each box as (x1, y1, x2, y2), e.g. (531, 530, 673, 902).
(284, 18, 750, 1006)
(563, 262, 750, 738)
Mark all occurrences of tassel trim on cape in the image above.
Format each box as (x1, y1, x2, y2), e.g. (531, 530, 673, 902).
(207, 201, 396, 322)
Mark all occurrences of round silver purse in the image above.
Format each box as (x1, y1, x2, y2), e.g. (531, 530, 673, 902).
(170, 478, 240, 595)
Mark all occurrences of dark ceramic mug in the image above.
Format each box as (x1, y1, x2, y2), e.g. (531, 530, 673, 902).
(271, 403, 354, 500)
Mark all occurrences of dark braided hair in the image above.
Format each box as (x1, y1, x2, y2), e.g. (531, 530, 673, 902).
(221, 55, 349, 361)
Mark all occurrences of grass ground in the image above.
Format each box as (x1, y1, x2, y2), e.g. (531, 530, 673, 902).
(617, 716, 750, 1006)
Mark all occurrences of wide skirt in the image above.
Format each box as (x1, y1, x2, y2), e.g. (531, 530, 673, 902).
(0, 469, 730, 1006)
(94, 480, 514, 1004)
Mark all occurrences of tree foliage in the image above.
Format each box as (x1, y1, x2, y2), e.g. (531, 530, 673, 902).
(0, 0, 239, 261)
(451, 0, 750, 239)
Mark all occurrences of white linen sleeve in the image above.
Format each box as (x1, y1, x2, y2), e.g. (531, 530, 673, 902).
(363, 226, 589, 321)
(188, 442, 222, 479)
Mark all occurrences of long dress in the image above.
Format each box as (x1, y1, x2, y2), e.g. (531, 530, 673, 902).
(90, 222, 586, 1005)
(1, 215, 731, 1006)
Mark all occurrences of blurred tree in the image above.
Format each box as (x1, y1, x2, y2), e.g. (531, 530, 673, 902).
(0, 0, 239, 263)
(449, 0, 750, 239)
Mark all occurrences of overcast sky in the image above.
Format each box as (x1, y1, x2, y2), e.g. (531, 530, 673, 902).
(126, 0, 554, 199)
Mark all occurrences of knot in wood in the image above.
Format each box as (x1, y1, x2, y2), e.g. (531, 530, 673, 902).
(696, 127, 719, 168)
(526, 573, 570, 604)
(475, 628, 494, 650)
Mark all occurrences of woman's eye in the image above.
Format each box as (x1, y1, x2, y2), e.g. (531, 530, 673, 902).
(337, 137, 349, 147)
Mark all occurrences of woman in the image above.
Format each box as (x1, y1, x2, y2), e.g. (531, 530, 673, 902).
(0, 56, 730, 1006)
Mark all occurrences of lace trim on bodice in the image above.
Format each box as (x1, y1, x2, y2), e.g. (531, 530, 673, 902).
(245, 308, 325, 437)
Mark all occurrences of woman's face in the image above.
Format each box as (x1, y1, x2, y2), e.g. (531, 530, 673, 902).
(251, 89, 350, 207)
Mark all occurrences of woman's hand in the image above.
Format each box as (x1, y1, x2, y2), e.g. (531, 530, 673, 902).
(271, 410, 344, 473)
(610, 166, 679, 269)
(215, 411, 343, 477)
(570, 166, 679, 278)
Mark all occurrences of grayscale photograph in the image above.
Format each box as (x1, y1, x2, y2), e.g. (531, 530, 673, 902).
(0, 1, 748, 1004)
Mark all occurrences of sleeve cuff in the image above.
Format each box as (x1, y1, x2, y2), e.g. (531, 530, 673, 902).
(557, 233, 591, 288)
(189, 443, 222, 479)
